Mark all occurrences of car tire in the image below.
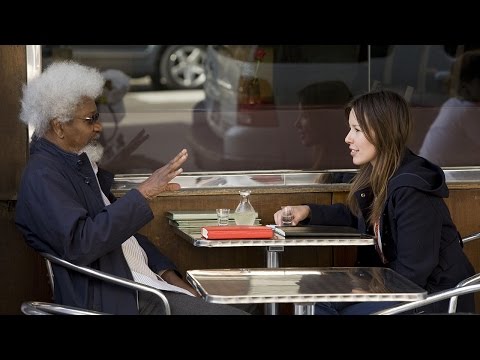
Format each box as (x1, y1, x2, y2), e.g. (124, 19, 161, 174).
(154, 45, 206, 90)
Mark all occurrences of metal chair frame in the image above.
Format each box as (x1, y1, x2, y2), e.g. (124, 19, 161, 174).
(41, 251, 171, 315)
(446, 231, 480, 312)
(375, 232, 480, 315)
(462, 232, 480, 244)
(21, 301, 107, 315)
(374, 283, 480, 315)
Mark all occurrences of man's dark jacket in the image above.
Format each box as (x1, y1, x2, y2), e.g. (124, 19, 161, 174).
(15, 137, 177, 314)
(307, 149, 475, 313)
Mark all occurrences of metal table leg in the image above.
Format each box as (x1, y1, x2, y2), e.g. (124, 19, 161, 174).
(294, 303, 315, 315)
(265, 245, 284, 315)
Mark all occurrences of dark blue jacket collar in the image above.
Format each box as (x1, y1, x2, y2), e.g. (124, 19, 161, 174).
(31, 136, 87, 167)
(32, 136, 114, 194)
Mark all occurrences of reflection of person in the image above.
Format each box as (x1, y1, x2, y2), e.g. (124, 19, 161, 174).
(419, 50, 480, 166)
(274, 90, 475, 314)
(15, 61, 247, 315)
(295, 81, 355, 183)
(97, 69, 130, 125)
(96, 69, 133, 171)
(95, 69, 163, 174)
(296, 81, 353, 169)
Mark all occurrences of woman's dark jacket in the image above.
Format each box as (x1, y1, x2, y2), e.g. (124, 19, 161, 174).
(307, 149, 475, 313)
(15, 137, 177, 314)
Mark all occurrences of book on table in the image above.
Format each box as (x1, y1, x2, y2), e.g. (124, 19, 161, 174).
(169, 218, 261, 228)
(166, 210, 261, 221)
(166, 210, 224, 221)
(201, 225, 274, 240)
(273, 225, 373, 238)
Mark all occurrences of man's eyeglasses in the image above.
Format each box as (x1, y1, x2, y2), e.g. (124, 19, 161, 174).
(77, 112, 100, 125)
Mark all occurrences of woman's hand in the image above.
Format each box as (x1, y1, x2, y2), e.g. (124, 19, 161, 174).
(137, 149, 188, 200)
(273, 205, 311, 226)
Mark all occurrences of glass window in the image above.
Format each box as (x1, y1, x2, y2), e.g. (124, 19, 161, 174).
(37, 44, 479, 175)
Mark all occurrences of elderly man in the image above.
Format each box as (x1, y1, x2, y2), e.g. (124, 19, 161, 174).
(15, 60, 247, 315)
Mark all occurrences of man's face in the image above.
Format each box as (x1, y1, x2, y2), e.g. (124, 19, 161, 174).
(61, 97, 103, 154)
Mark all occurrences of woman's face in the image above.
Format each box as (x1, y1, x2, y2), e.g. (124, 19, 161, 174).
(295, 103, 319, 147)
(345, 109, 377, 166)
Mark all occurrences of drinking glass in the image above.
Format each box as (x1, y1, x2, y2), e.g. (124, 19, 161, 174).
(281, 206, 293, 226)
(216, 208, 230, 226)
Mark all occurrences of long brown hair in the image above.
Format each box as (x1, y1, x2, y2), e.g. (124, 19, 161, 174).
(345, 90, 412, 225)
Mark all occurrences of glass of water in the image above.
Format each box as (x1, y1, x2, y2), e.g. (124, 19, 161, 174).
(281, 206, 293, 226)
(216, 208, 230, 226)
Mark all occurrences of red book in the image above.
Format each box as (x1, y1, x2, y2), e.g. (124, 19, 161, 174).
(201, 225, 273, 240)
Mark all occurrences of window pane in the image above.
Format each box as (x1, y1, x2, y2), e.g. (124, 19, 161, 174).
(39, 44, 479, 175)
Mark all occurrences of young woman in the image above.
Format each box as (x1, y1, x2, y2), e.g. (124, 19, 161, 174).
(274, 90, 475, 314)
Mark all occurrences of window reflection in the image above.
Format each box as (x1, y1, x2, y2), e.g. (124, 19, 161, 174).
(39, 45, 479, 176)
(418, 49, 480, 166)
(295, 81, 353, 170)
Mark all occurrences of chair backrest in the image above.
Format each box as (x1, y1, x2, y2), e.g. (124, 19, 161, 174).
(447, 232, 480, 312)
(462, 232, 480, 244)
(448, 272, 480, 312)
(41, 252, 171, 315)
(373, 283, 480, 315)
(21, 301, 107, 315)
(45, 257, 55, 294)
(375, 232, 480, 315)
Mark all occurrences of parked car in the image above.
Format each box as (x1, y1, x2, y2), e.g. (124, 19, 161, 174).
(188, 45, 455, 171)
(42, 45, 207, 90)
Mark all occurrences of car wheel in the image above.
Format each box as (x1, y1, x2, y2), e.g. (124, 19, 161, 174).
(155, 45, 206, 90)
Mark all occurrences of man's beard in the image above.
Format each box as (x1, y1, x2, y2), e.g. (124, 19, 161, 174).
(80, 138, 104, 164)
